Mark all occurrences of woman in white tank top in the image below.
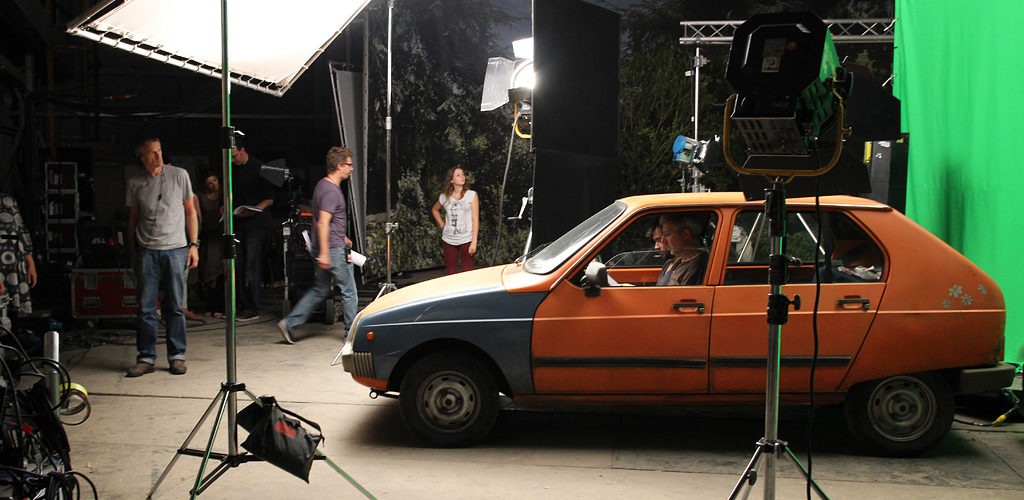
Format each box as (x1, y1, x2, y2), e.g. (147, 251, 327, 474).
(430, 166, 479, 274)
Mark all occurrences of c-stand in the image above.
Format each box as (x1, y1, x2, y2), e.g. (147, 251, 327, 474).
(727, 183, 828, 500)
(717, 11, 851, 499)
(146, 3, 321, 497)
(375, 221, 398, 300)
(376, 0, 398, 300)
(280, 178, 302, 317)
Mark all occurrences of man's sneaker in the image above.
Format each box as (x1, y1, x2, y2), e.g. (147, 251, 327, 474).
(277, 320, 295, 344)
(237, 311, 260, 321)
(169, 359, 187, 375)
(126, 362, 155, 377)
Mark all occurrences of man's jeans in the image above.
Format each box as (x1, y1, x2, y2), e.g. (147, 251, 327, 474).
(236, 226, 267, 314)
(282, 247, 358, 336)
(136, 246, 188, 364)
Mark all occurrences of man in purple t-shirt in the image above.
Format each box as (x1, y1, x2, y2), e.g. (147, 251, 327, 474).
(277, 147, 359, 343)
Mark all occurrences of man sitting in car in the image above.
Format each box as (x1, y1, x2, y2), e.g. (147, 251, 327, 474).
(656, 212, 708, 286)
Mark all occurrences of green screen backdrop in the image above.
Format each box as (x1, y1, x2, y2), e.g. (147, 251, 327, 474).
(895, 1, 1024, 364)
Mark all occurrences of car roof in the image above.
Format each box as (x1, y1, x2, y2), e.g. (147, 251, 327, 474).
(619, 192, 891, 211)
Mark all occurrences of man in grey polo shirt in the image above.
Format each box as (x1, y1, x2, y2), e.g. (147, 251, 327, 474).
(125, 137, 200, 377)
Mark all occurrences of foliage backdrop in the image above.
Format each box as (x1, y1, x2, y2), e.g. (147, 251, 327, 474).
(360, 0, 533, 278)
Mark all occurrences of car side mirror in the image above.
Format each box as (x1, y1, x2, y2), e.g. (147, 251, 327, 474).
(584, 261, 608, 297)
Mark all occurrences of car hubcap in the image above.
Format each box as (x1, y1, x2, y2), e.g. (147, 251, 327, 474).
(867, 376, 936, 442)
(420, 371, 478, 431)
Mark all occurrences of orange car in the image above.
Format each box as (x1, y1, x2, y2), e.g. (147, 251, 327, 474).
(339, 192, 1014, 455)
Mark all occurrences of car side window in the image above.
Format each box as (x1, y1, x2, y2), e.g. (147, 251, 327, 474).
(725, 209, 885, 285)
(581, 210, 717, 287)
(595, 213, 667, 271)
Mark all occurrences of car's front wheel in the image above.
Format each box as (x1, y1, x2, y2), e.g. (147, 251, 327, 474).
(399, 351, 499, 447)
(844, 372, 953, 456)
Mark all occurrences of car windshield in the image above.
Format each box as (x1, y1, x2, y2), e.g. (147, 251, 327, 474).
(523, 201, 626, 274)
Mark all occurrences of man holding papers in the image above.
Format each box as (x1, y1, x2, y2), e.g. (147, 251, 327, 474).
(230, 134, 275, 320)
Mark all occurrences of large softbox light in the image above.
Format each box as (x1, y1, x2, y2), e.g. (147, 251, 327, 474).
(66, 0, 371, 97)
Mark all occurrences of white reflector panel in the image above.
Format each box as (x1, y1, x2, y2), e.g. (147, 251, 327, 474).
(66, 0, 372, 96)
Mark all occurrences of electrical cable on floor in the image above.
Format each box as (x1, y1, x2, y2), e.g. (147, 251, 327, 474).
(953, 385, 1023, 427)
(317, 450, 377, 499)
(0, 327, 96, 498)
(491, 113, 521, 266)
(0, 324, 33, 362)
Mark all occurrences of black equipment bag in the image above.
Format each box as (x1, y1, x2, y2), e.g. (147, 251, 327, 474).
(237, 396, 323, 482)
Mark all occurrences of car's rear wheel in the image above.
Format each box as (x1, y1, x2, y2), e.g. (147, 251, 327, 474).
(844, 372, 953, 456)
(323, 298, 336, 325)
(399, 351, 498, 447)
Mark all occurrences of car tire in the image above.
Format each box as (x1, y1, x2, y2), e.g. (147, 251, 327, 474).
(399, 351, 499, 447)
(844, 372, 953, 457)
(323, 298, 336, 325)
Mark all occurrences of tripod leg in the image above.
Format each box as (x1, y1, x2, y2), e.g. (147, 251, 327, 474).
(242, 388, 261, 404)
(189, 387, 233, 499)
(192, 457, 239, 497)
(728, 443, 764, 500)
(147, 388, 227, 499)
(374, 282, 397, 300)
(782, 445, 830, 500)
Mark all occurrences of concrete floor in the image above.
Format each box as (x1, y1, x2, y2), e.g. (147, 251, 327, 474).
(57, 276, 1024, 499)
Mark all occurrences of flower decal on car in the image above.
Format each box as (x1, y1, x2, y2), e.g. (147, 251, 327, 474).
(942, 284, 987, 308)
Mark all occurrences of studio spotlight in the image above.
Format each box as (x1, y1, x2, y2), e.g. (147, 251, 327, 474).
(481, 36, 536, 262)
(723, 11, 851, 177)
(672, 135, 701, 164)
(675, 134, 708, 162)
(480, 37, 535, 112)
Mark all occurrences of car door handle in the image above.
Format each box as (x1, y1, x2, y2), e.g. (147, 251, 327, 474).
(673, 302, 705, 314)
(838, 298, 870, 311)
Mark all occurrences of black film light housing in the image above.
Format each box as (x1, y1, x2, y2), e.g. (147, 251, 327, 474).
(258, 159, 290, 188)
(723, 11, 851, 178)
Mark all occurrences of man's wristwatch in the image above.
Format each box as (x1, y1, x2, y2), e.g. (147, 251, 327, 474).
(188, 241, 200, 249)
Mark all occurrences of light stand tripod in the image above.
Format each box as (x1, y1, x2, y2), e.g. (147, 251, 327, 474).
(281, 217, 293, 316)
(146, 2, 321, 497)
(727, 183, 828, 500)
(717, 11, 851, 499)
(376, 0, 398, 299)
(279, 174, 298, 317)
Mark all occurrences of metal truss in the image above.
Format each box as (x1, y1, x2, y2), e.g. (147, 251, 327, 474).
(680, 18, 896, 45)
